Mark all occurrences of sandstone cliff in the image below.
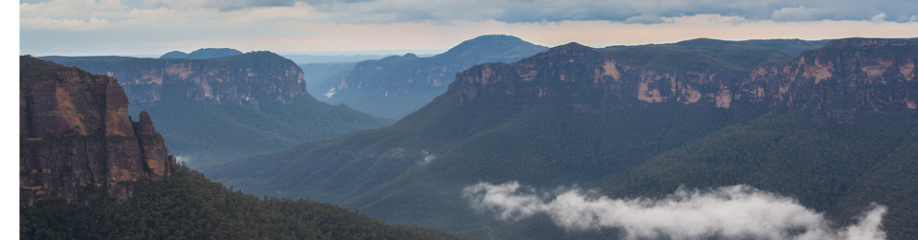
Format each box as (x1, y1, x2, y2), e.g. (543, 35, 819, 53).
(42, 51, 307, 107)
(452, 38, 918, 123)
(20, 56, 175, 206)
(775, 38, 918, 122)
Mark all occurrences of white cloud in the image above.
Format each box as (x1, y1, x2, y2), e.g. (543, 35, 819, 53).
(624, 14, 666, 24)
(174, 155, 191, 164)
(463, 182, 888, 240)
(871, 12, 887, 23)
(770, 6, 832, 22)
(419, 149, 436, 165)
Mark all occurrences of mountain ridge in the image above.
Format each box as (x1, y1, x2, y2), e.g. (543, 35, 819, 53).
(205, 37, 918, 238)
(40, 52, 394, 167)
(315, 34, 550, 119)
(159, 48, 244, 59)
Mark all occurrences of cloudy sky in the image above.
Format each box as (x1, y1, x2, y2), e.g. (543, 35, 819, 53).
(17, 0, 918, 57)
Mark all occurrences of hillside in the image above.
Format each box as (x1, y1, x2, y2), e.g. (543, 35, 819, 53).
(314, 34, 549, 119)
(41, 52, 393, 167)
(19, 56, 469, 240)
(21, 165, 471, 240)
(204, 38, 918, 239)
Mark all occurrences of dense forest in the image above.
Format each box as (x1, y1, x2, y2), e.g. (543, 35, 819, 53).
(20, 164, 471, 240)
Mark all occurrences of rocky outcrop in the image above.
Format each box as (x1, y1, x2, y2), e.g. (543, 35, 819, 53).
(775, 38, 918, 122)
(454, 42, 753, 111)
(20, 56, 175, 206)
(42, 51, 307, 107)
(452, 38, 918, 123)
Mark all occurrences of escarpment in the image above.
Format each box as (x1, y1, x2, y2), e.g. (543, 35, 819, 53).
(452, 38, 918, 123)
(42, 51, 307, 107)
(20, 56, 175, 206)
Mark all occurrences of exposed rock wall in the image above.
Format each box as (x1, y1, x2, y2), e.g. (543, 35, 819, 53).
(46, 51, 307, 107)
(20, 56, 175, 206)
(453, 38, 918, 123)
(777, 38, 918, 122)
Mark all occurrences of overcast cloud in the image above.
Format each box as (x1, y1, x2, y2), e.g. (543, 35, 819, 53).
(18, 0, 918, 56)
(463, 182, 888, 240)
(20, 0, 918, 28)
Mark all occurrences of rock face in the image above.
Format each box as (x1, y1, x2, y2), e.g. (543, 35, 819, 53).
(776, 38, 918, 122)
(452, 38, 918, 123)
(20, 56, 175, 206)
(43, 51, 307, 107)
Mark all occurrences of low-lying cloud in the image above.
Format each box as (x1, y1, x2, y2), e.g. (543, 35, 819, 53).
(463, 182, 887, 240)
(174, 155, 192, 164)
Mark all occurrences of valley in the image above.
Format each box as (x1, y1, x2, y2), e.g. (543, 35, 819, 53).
(203, 37, 918, 239)
(21, 35, 918, 240)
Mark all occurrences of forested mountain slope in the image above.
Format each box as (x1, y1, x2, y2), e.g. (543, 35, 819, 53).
(42, 52, 393, 166)
(205, 38, 918, 239)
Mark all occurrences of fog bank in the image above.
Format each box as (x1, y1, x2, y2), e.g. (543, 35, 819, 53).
(463, 182, 887, 240)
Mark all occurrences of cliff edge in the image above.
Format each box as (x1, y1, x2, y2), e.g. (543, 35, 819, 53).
(20, 56, 175, 206)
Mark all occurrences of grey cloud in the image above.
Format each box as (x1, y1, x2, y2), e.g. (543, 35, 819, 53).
(771, 6, 833, 22)
(143, 0, 295, 11)
(624, 14, 667, 24)
(463, 182, 888, 240)
(295, 0, 918, 24)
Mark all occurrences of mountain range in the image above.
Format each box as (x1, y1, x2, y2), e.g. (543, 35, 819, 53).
(18, 56, 470, 240)
(40, 51, 393, 167)
(204, 37, 918, 239)
(311, 34, 550, 119)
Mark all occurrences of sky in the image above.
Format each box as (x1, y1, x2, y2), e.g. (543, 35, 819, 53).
(18, 0, 918, 57)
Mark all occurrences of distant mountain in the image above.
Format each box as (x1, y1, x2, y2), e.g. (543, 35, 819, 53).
(41, 52, 393, 167)
(314, 34, 549, 119)
(20, 56, 176, 206)
(284, 54, 390, 64)
(159, 48, 243, 59)
(204, 38, 918, 239)
(300, 62, 358, 98)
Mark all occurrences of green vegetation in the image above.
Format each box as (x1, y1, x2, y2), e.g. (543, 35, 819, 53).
(20, 164, 471, 240)
(598, 110, 918, 240)
(205, 39, 918, 239)
(604, 38, 830, 64)
(134, 94, 393, 167)
(38, 53, 395, 167)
